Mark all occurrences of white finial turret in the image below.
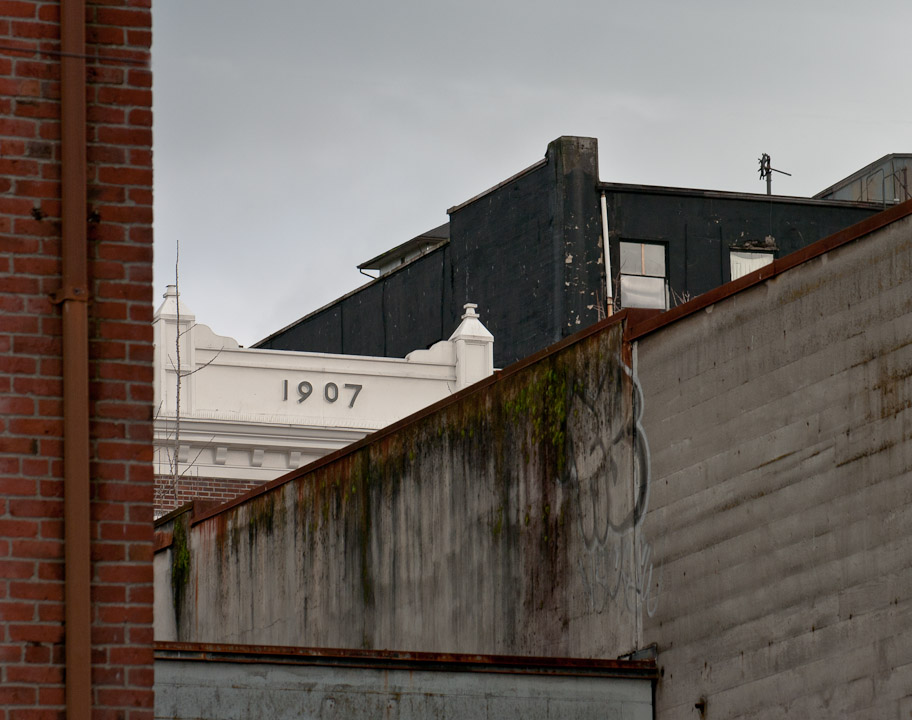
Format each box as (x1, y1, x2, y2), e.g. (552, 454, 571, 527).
(462, 303, 479, 319)
(449, 302, 494, 389)
(154, 284, 194, 323)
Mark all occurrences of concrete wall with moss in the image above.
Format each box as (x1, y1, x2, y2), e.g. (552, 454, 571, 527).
(153, 207, 912, 718)
(635, 211, 912, 718)
(155, 319, 659, 657)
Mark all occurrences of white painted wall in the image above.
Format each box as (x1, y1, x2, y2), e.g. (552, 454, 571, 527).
(153, 287, 493, 483)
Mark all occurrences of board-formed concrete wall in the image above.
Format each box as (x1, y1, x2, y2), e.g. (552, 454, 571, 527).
(636, 210, 912, 717)
(156, 319, 659, 658)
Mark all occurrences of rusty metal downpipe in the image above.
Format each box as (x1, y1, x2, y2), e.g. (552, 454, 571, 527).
(59, 1, 92, 718)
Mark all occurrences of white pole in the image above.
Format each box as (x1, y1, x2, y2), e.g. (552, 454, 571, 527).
(600, 191, 614, 316)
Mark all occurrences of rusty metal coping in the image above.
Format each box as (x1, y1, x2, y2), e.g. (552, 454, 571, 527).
(154, 641, 658, 680)
(185, 199, 912, 529)
(190, 309, 636, 528)
(154, 499, 221, 530)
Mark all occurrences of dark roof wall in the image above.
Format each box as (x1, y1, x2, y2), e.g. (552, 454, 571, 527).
(257, 244, 452, 359)
(258, 137, 603, 367)
(606, 188, 880, 301)
(258, 138, 882, 367)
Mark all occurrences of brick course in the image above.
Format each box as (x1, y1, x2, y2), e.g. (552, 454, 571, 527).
(1, 2, 153, 718)
(155, 477, 264, 517)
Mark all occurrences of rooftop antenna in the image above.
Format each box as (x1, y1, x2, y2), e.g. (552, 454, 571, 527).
(758, 153, 791, 195)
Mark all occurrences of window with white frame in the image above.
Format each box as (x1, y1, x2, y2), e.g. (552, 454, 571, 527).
(620, 241, 668, 310)
(730, 250, 774, 281)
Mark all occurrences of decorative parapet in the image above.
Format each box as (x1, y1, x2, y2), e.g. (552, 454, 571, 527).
(153, 289, 493, 487)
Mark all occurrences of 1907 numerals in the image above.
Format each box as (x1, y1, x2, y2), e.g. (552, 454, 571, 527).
(282, 380, 362, 408)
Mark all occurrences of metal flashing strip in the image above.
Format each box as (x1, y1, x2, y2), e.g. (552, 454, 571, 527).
(357, 222, 449, 271)
(447, 158, 548, 215)
(598, 180, 884, 209)
(155, 641, 658, 680)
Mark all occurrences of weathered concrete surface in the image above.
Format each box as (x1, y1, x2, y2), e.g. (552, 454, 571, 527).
(156, 320, 655, 658)
(156, 204, 912, 718)
(154, 649, 654, 720)
(636, 211, 912, 717)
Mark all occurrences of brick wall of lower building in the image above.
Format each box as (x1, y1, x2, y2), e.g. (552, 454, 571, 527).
(155, 476, 264, 516)
(0, 2, 153, 718)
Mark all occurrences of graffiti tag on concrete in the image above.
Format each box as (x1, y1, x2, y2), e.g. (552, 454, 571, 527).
(566, 360, 660, 617)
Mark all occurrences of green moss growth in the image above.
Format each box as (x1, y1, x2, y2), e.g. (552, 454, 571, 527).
(491, 505, 504, 540)
(503, 364, 570, 474)
(170, 513, 191, 630)
(248, 494, 276, 538)
(358, 489, 374, 607)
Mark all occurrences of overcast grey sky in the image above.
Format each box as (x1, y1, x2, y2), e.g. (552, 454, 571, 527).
(152, 1, 912, 347)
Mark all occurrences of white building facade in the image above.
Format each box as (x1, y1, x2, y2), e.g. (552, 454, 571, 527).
(153, 286, 493, 512)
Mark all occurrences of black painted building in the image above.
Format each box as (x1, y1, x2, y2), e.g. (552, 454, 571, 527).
(256, 137, 882, 367)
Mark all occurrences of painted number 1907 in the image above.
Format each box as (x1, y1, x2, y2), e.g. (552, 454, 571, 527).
(282, 380, 363, 409)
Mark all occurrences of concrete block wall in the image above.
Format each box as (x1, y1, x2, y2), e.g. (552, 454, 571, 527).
(635, 210, 912, 717)
(0, 3, 154, 718)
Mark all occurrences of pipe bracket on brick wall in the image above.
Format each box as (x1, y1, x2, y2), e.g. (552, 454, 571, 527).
(51, 286, 90, 304)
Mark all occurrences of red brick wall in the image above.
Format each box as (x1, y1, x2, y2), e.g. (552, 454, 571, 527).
(0, 2, 153, 718)
(155, 477, 265, 516)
